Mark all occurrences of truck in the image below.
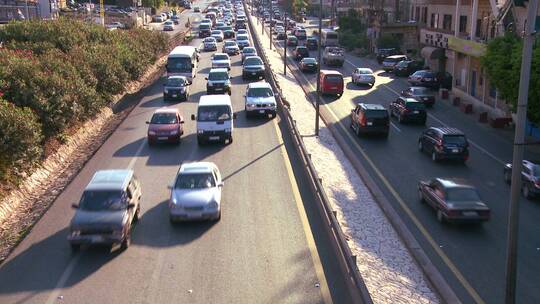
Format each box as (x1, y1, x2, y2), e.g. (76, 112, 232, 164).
(322, 46, 345, 67)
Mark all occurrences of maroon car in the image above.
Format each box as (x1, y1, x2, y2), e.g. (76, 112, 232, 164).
(147, 108, 184, 145)
(418, 178, 490, 223)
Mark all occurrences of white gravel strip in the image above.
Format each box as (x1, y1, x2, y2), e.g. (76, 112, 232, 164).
(248, 13, 439, 304)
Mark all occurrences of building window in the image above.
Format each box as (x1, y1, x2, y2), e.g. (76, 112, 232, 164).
(430, 13, 435, 28)
(443, 14, 452, 30)
(476, 19, 482, 38)
(422, 7, 428, 24)
(434, 14, 439, 29)
(489, 84, 497, 98)
(416, 7, 420, 21)
(459, 15, 467, 33)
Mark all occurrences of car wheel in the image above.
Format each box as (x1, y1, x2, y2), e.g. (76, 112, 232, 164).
(215, 210, 222, 221)
(169, 216, 176, 224)
(431, 151, 438, 162)
(504, 170, 512, 184)
(70, 243, 80, 253)
(436, 210, 444, 223)
(271, 112, 277, 118)
(134, 206, 140, 222)
(418, 141, 424, 152)
(522, 183, 532, 200)
(398, 114, 403, 123)
(356, 126, 361, 137)
(120, 229, 131, 251)
(228, 136, 233, 144)
(197, 138, 205, 146)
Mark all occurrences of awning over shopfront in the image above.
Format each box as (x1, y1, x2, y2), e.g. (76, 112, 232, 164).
(448, 36, 487, 57)
(421, 46, 445, 60)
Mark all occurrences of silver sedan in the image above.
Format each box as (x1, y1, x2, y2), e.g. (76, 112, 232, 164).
(352, 68, 375, 86)
(168, 162, 223, 222)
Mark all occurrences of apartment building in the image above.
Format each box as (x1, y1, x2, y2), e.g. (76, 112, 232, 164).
(410, 0, 522, 116)
(0, 0, 59, 22)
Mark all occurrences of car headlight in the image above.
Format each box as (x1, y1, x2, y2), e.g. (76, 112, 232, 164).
(112, 229, 123, 238)
(71, 230, 81, 237)
(148, 131, 156, 135)
(164, 89, 169, 94)
(197, 129, 205, 134)
(179, 87, 186, 93)
(224, 128, 231, 133)
(247, 103, 256, 108)
(207, 200, 219, 209)
(170, 130, 178, 135)
(207, 82, 214, 87)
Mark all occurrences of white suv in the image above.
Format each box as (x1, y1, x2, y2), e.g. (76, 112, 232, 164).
(244, 82, 277, 118)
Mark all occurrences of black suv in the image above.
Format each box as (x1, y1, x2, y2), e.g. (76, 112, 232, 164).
(504, 160, 540, 199)
(242, 56, 266, 80)
(350, 103, 389, 137)
(394, 60, 424, 77)
(389, 97, 427, 124)
(293, 46, 309, 60)
(376, 48, 401, 64)
(306, 37, 318, 50)
(418, 127, 469, 163)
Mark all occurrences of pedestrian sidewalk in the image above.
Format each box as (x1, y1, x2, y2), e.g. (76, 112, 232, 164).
(248, 13, 440, 304)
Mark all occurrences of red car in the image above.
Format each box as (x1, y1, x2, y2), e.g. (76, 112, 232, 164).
(319, 70, 344, 97)
(147, 108, 185, 145)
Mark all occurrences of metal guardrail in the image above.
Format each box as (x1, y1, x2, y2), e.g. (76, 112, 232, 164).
(244, 4, 373, 304)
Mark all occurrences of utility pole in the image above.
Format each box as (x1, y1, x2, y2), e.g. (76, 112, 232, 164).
(269, 0, 273, 50)
(315, 0, 322, 135)
(284, 13, 287, 76)
(505, 0, 538, 303)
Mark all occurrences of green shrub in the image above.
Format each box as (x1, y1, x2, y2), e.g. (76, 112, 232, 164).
(0, 99, 43, 184)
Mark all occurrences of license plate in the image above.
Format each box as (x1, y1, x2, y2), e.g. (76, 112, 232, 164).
(463, 211, 478, 217)
(215, 88, 223, 91)
(209, 136, 220, 140)
(452, 148, 459, 153)
(413, 111, 419, 114)
(172, 94, 177, 97)
(188, 212, 202, 218)
(251, 72, 256, 75)
(91, 235, 104, 243)
(423, 97, 428, 100)
(158, 136, 168, 140)
(331, 87, 337, 89)
(367, 122, 373, 126)
(259, 110, 265, 114)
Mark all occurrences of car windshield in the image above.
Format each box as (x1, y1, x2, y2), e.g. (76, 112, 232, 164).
(151, 113, 178, 124)
(243, 48, 256, 54)
(166, 77, 187, 86)
(225, 41, 237, 47)
(443, 135, 467, 145)
(297, 47, 308, 54)
(212, 30, 222, 35)
(200, 24, 210, 30)
(167, 57, 192, 73)
(405, 102, 425, 110)
(175, 173, 216, 189)
(446, 188, 481, 202)
(198, 105, 231, 121)
(412, 87, 430, 95)
(237, 35, 249, 41)
(325, 75, 342, 83)
(326, 33, 338, 39)
(213, 54, 228, 60)
(244, 57, 263, 66)
(396, 61, 408, 67)
(204, 38, 216, 43)
(248, 87, 273, 97)
(303, 58, 316, 64)
(209, 71, 229, 81)
(79, 190, 125, 211)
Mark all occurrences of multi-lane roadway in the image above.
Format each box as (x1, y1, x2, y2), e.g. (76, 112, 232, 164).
(0, 7, 355, 304)
(266, 15, 540, 304)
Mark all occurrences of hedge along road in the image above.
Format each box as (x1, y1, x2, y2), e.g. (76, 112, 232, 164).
(273, 20, 540, 303)
(0, 10, 357, 304)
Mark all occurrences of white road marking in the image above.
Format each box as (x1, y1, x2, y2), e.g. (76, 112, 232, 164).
(45, 255, 81, 304)
(391, 122, 402, 132)
(127, 138, 147, 170)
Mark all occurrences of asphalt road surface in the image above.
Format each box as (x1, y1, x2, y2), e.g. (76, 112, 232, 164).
(0, 9, 355, 304)
(270, 16, 540, 304)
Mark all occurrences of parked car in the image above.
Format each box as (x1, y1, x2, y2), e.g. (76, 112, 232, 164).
(244, 81, 277, 118)
(68, 170, 142, 251)
(319, 70, 344, 97)
(242, 56, 265, 80)
(163, 20, 174, 31)
(394, 60, 424, 76)
(376, 48, 401, 64)
(146, 108, 185, 145)
(350, 103, 389, 137)
(401, 86, 435, 107)
(418, 127, 469, 162)
(236, 34, 251, 49)
(299, 57, 318, 73)
(286, 35, 298, 47)
(168, 162, 223, 222)
(351, 68, 375, 86)
(418, 178, 490, 223)
(211, 30, 224, 42)
(211, 53, 231, 70)
(203, 37, 218, 51)
(223, 40, 240, 55)
(408, 70, 440, 88)
(382, 55, 408, 72)
(503, 160, 540, 199)
(306, 37, 318, 50)
(292, 46, 309, 60)
(322, 46, 345, 67)
(206, 68, 232, 95)
(163, 76, 190, 102)
(241, 47, 257, 62)
(389, 97, 427, 125)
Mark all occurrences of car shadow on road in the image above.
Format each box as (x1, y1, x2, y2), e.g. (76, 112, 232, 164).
(234, 111, 275, 128)
(198, 67, 211, 75)
(346, 81, 372, 91)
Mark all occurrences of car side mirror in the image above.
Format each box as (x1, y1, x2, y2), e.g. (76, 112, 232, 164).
(275, 92, 280, 99)
(218, 182, 224, 187)
(71, 203, 79, 209)
(191, 63, 195, 68)
(167, 184, 173, 189)
(205, 77, 208, 80)
(180, 119, 185, 123)
(145, 121, 150, 124)
(127, 203, 136, 209)
(191, 114, 196, 120)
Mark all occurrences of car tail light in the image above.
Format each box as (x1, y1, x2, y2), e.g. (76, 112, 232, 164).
(447, 210, 460, 217)
(535, 180, 540, 188)
(435, 139, 443, 150)
(478, 210, 491, 218)
(360, 116, 367, 126)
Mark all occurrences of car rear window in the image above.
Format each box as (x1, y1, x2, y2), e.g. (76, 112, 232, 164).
(325, 75, 343, 83)
(384, 57, 405, 63)
(405, 102, 425, 110)
(200, 24, 210, 30)
(443, 135, 467, 145)
(365, 110, 388, 118)
(213, 54, 228, 60)
(79, 190, 124, 211)
(446, 188, 480, 202)
(412, 87, 430, 95)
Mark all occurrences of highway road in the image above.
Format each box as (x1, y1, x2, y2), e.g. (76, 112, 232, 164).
(0, 7, 355, 304)
(264, 14, 540, 304)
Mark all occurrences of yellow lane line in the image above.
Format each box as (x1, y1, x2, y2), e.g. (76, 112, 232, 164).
(272, 118, 333, 304)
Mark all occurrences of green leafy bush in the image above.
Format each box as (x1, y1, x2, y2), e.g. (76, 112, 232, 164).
(0, 99, 43, 185)
(337, 9, 368, 51)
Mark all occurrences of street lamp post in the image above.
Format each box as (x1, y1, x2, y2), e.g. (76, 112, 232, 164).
(315, 0, 323, 135)
(505, 0, 539, 303)
(269, 0, 273, 50)
(284, 13, 287, 76)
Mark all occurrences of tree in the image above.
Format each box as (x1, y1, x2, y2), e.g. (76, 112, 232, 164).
(480, 34, 540, 123)
(377, 33, 401, 49)
(292, 0, 307, 17)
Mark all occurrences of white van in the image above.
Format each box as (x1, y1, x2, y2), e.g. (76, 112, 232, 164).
(321, 29, 339, 47)
(166, 46, 199, 81)
(191, 95, 236, 145)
